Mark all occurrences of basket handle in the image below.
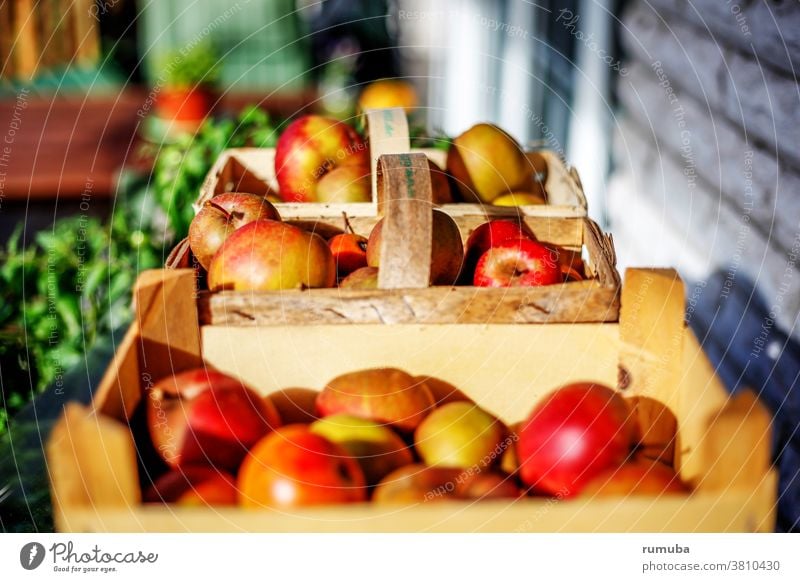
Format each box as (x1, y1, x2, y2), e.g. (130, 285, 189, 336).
(375, 153, 433, 289)
(364, 108, 411, 202)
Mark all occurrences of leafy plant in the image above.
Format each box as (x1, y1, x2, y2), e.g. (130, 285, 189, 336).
(151, 105, 279, 239)
(0, 187, 162, 437)
(158, 42, 221, 89)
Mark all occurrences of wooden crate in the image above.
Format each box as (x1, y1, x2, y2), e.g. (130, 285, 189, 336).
(173, 152, 619, 325)
(195, 108, 588, 219)
(46, 268, 776, 532)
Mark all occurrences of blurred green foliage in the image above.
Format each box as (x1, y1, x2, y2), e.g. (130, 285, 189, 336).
(151, 105, 279, 240)
(158, 42, 222, 89)
(0, 106, 279, 438)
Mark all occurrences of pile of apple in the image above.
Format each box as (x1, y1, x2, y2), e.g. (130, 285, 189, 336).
(187, 191, 582, 291)
(141, 366, 689, 508)
(273, 115, 547, 206)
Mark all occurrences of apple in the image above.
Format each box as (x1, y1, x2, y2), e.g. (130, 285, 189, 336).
(473, 237, 561, 287)
(316, 165, 371, 203)
(517, 382, 638, 497)
(143, 467, 238, 506)
(339, 266, 379, 289)
(366, 209, 464, 286)
(328, 232, 368, 277)
(446, 123, 533, 203)
(500, 421, 522, 476)
(316, 368, 435, 433)
(146, 368, 281, 471)
(415, 375, 473, 406)
(264, 387, 319, 425)
(275, 115, 369, 202)
(492, 188, 546, 207)
(372, 464, 462, 503)
(428, 159, 454, 204)
(310, 414, 413, 486)
(455, 472, 522, 500)
(188, 193, 281, 270)
(580, 458, 689, 497)
(415, 402, 507, 469)
(358, 79, 418, 113)
(461, 219, 535, 281)
(238, 424, 367, 508)
(207, 219, 336, 291)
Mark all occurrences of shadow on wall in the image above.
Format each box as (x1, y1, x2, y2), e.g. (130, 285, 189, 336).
(687, 270, 800, 532)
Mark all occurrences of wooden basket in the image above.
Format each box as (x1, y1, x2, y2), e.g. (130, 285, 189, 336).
(46, 268, 776, 532)
(193, 108, 588, 220)
(174, 152, 620, 326)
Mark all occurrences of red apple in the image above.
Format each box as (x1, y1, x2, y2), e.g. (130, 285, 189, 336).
(316, 368, 436, 433)
(366, 209, 464, 286)
(275, 115, 369, 202)
(146, 368, 281, 471)
(188, 193, 281, 270)
(329, 232, 368, 277)
(455, 472, 522, 500)
(237, 425, 367, 508)
(580, 458, 689, 497)
(461, 219, 535, 282)
(517, 382, 638, 497)
(473, 237, 561, 287)
(143, 467, 238, 506)
(339, 266, 379, 289)
(264, 387, 319, 425)
(310, 414, 414, 486)
(207, 219, 336, 291)
(372, 464, 462, 503)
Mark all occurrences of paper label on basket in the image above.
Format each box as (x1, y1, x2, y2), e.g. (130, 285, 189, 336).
(365, 108, 410, 201)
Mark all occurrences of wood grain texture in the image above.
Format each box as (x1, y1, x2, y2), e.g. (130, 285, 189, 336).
(198, 282, 620, 326)
(376, 153, 433, 289)
(47, 403, 141, 532)
(47, 270, 776, 532)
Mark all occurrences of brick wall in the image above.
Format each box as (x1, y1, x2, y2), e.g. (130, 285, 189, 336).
(609, 1, 800, 339)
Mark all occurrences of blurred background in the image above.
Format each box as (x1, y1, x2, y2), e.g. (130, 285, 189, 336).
(0, 0, 798, 531)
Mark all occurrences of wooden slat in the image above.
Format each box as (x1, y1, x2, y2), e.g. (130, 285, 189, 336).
(72, 0, 100, 64)
(50, 488, 774, 533)
(198, 281, 619, 326)
(0, 3, 14, 78)
(47, 403, 141, 532)
(12, 0, 38, 79)
(194, 143, 588, 219)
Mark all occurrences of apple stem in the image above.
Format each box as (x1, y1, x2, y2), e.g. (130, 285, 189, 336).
(207, 200, 232, 220)
(342, 212, 356, 235)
